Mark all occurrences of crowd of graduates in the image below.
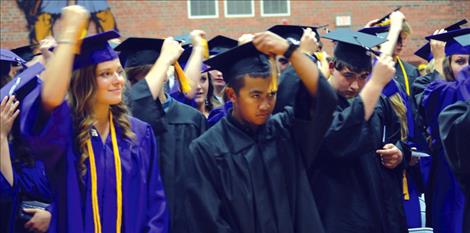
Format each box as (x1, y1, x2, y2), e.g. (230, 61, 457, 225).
(1, 4, 469, 233)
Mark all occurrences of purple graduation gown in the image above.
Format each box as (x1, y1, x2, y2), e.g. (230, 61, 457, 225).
(19, 88, 168, 233)
(421, 67, 470, 233)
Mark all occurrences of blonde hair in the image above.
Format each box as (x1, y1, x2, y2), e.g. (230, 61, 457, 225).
(389, 93, 408, 141)
(69, 64, 135, 178)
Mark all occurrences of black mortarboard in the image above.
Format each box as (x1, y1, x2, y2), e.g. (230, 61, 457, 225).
(374, 7, 402, 27)
(322, 29, 387, 70)
(268, 25, 322, 42)
(208, 35, 238, 56)
(114, 37, 164, 68)
(204, 42, 271, 85)
(0, 62, 44, 100)
(73, 30, 120, 70)
(414, 19, 467, 61)
(11, 45, 38, 62)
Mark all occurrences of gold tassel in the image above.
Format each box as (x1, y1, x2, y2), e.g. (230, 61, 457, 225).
(403, 170, 410, 200)
(174, 62, 191, 95)
(377, 19, 391, 27)
(201, 38, 209, 59)
(74, 26, 88, 54)
(269, 56, 278, 92)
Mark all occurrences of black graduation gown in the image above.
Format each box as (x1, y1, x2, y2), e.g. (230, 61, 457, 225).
(273, 65, 300, 114)
(127, 79, 207, 233)
(185, 76, 337, 233)
(439, 100, 470, 233)
(310, 94, 408, 233)
(395, 60, 419, 98)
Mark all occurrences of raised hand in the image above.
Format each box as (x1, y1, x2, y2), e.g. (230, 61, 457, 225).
(0, 96, 20, 137)
(252, 31, 289, 56)
(190, 30, 207, 49)
(369, 54, 396, 87)
(58, 5, 90, 41)
(160, 37, 184, 65)
(300, 27, 319, 55)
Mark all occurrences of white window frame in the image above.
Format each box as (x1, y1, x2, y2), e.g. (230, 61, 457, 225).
(224, 0, 255, 18)
(260, 0, 290, 17)
(187, 0, 219, 19)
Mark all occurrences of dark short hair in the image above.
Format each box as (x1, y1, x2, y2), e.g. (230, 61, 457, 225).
(228, 71, 272, 94)
(332, 57, 372, 74)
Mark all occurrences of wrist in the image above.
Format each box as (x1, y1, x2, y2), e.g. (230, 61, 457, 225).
(283, 38, 299, 59)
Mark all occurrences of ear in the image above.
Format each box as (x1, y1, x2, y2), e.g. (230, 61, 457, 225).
(328, 61, 335, 73)
(225, 87, 237, 103)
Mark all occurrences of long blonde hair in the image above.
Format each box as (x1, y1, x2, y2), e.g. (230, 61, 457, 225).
(69, 64, 135, 178)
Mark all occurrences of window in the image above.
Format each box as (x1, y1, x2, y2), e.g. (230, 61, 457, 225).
(225, 0, 254, 18)
(261, 0, 290, 17)
(188, 0, 219, 19)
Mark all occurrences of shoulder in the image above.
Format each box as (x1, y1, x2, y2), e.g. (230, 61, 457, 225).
(190, 119, 226, 154)
(128, 116, 155, 141)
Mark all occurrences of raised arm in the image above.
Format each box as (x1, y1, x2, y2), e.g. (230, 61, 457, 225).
(40, 6, 89, 113)
(358, 11, 404, 121)
(0, 96, 20, 186)
(144, 37, 183, 100)
(183, 30, 207, 99)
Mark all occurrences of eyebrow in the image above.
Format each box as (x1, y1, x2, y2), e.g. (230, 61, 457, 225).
(249, 90, 263, 95)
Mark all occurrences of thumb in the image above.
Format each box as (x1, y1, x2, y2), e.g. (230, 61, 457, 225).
(382, 143, 395, 149)
(23, 208, 39, 214)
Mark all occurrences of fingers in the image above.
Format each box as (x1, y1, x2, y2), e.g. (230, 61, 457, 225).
(23, 208, 38, 214)
(0, 96, 8, 110)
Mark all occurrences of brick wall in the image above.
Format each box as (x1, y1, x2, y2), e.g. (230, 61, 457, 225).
(1, 0, 469, 65)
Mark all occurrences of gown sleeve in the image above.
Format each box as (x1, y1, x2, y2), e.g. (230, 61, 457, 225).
(19, 90, 73, 169)
(273, 74, 337, 168)
(439, 100, 470, 194)
(142, 125, 169, 233)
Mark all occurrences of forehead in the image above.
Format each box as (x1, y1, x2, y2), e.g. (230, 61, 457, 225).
(96, 58, 122, 71)
(240, 76, 272, 92)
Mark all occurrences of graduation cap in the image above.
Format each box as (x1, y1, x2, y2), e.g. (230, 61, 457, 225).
(374, 7, 402, 27)
(73, 30, 120, 70)
(11, 45, 38, 62)
(1, 49, 25, 78)
(414, 19, 468, 61)
(455, 34, 470, 47)
(322, 29, 387, 70)
(268, 25, 323, 42)
(174, 33, 192, 46)
(424, 28, 470, 56)
(204, 42, 271, 86)
(0, 62, 44, 100)
(114, 37, 164, 68)
(115, 36, 194, 94)
(359, 26, 390, 39)
(208, 35, 238, 56)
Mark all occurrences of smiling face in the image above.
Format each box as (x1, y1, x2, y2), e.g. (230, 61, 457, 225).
(227, 75, 276, 126)
(94, 58, 126, 105)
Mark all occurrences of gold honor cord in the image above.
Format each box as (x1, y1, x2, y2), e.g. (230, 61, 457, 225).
(396, 56, 411, 201)
(86, 113, 123, 233)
